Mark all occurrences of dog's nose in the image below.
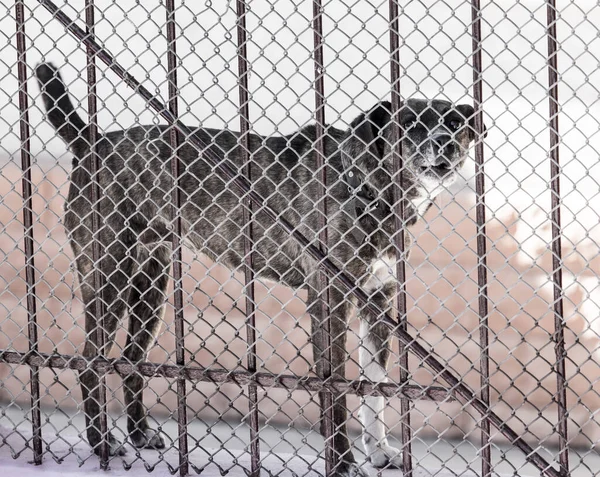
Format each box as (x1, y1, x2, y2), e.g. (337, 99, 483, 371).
(432, 134, 455, 159)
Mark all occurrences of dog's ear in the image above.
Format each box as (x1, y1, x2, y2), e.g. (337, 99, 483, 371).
(457, 104, 488, 140)
(341, 102, 392, 171)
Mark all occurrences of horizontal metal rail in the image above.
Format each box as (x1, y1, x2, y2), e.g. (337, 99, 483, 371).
(0, 350, 453, 401)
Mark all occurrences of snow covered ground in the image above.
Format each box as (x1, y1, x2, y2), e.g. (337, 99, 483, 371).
(3, 406, 598, 477)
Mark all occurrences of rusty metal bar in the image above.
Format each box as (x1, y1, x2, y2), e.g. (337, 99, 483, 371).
(165, 2, 188, 475)
(471, 2, 491, 477)
(312, 1, 335, 475)
(35, 4, 563, 475)
(0, 350, 454, 400)
(235, 2, 260, 475)
(546, 2, 569, 475)
(388, 0, 412, 474)
(84, 0, 109, 468)
(14, 0, 42, 464)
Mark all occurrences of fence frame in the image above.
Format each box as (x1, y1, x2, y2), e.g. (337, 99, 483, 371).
(5, 1, 571, 476)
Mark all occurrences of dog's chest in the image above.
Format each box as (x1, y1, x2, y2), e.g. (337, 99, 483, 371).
(409, 179, 444, 216)
(362, 256, 397, 293)
(410, 194, 432, 216)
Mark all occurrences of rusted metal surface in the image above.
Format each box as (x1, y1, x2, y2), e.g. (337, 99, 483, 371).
(84, 0, 109, 468)
(389, 0, 412, 474)
(0, 350, 455, 401)
(235, 1, 260, 475)
(471, 2, 491, 476)
(546, 1, 569, 475)
(165, 1, 189, 474)
(312, 1, 335, 475)
(14, 0, 42, 464)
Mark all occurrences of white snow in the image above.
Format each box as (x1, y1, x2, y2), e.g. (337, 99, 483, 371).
(0, 423, 467, 477)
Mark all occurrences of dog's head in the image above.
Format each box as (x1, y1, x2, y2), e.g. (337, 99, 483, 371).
(341, 99, 485, 215)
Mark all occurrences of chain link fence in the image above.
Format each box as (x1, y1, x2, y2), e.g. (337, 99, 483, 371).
(1, 1, 600, 476)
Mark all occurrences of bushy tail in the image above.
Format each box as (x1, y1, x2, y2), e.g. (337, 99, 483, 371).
(35, 63, 88, 155)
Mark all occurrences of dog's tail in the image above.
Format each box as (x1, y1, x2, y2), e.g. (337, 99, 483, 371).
(35, 63, 89, 156)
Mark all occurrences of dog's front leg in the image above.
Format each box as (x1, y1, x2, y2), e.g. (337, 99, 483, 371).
(308, 283, 368, 477)
(358, 282, 403, 469)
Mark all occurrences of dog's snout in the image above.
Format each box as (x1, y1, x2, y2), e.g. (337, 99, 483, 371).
(432, 134, 455, 158)
(415, 135, 457, 178)
(430, 155, 452, 169)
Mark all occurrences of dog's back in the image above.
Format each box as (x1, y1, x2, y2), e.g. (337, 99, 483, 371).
(35, 63, 348, 287)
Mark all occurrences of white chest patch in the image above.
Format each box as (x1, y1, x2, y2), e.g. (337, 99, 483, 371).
(362, 256, 397, 292)
(410, 176, 447, 216)
(410, 193, 432, 216)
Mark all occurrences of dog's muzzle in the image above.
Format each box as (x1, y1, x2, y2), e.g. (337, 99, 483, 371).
(417, 135, 459, 179)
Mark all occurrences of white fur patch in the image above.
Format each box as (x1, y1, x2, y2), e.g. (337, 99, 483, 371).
(358, 321, 393, 458)
(410, 192, 432, 216)
(362, 256, 396, 293)
(410, 174, 457, 216)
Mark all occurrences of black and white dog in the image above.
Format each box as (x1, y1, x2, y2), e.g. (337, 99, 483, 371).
(36, 63, 482, 476)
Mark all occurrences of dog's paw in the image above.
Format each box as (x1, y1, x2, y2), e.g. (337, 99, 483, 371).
(92, 433, 127, 456)
(335, 461, 370, 477)
(367, 444, 403, 469)
(130, 428, 166, 449)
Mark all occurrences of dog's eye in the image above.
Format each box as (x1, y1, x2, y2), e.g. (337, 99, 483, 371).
(403, 119, 417, 129)
(449, 119, 462, 131)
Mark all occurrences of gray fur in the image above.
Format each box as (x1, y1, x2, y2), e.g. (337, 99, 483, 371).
(35, 62, 482, 476)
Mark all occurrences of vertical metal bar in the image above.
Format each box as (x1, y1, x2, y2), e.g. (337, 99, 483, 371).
(15, 0, 43, 464)
(165, 2, 188, 475)
(388, 1, 412, 474)
(546, 2, 569, 475)
(471, 2, 491, 476)
(84, 1, 109, 468)
(235, 2, 261, 476)
(312, 1, 334, 475)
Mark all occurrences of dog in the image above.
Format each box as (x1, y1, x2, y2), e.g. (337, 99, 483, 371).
(35, 62, 482, 476)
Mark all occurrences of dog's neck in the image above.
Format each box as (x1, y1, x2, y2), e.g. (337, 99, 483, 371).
(342, 165, 381, 243)
(341, 159, 435, 246)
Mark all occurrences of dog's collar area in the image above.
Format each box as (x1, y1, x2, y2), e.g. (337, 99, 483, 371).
(342, 168, 384, 244)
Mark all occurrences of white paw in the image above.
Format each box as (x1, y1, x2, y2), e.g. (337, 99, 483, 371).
(144, 429, 166, 449)
(131, 428, 166, 449)
(367, 444, 403, 469)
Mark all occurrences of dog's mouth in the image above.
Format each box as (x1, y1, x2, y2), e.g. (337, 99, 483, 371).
(418, 162, 456, 179)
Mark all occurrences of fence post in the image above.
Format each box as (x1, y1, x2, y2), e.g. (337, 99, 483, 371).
(84, 0, 110, 467)
(388, 1, 413, 474)
(312, 1, 336, 475)
(471, 2, 491, 476)
(14, 0, 43, 464)
(165, 2, 189, 475)
(546, 1, 569, 475)
(235, 1, 261, 475)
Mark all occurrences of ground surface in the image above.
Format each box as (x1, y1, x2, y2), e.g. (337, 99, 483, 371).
(2, 407, 599, 477)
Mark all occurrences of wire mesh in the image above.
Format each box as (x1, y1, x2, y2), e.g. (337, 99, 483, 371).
(2, 1, 600, 477)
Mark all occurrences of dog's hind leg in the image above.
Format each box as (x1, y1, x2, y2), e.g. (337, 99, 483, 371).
(122, 244, 170, 450)
(76, 237, 135, 457)
(358, 282, 403, 469)
(308, 284, 367, 477)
